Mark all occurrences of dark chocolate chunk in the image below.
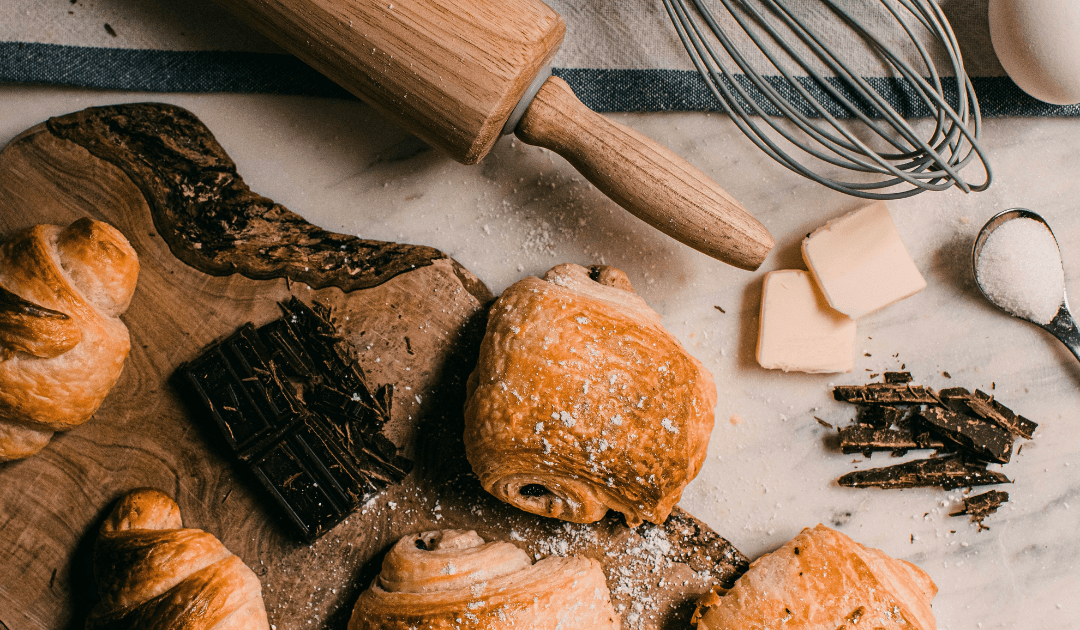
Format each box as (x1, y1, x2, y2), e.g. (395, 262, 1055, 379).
(854, 404, 909, 428)
(837, 456, 1011, 490)
(917, 406, 1013, 464)
(838, 425, 943, 456)
(950, 490, 1009, 528)
(180, 297, 411, 541)
(833, 383, 937, 405)
(883, 372, 913, 384)
(938, 388, 1037, 439)
(968, 390, 1038, 439)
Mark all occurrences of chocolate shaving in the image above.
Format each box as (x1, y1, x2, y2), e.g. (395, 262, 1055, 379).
(837, 457, 1011, 490)
(180, 297, 412, 540)
(950, 490, 1009, 529)
(917, 406, 1014, 464)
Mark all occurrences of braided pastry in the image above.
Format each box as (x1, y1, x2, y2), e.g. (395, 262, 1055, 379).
(693, 524, 937, 630)
(349, 529, 620, 629)
(0, 218, 138, 460)
(88, 488, 270, 630)
(464, 263, 716, 525)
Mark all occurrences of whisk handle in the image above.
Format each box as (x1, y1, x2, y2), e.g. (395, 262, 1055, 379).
(515, 76, 773, 270)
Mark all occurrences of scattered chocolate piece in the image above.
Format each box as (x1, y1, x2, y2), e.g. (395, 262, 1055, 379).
(180, 297, 412, 541)
(814, 416, 833, 429)
(713, 305, 725, 314)
(833, 383, 937, 405)
(854, 404, 908, 428)
(883, 371, 912, 384)
(970, 390, 1038, 439)
(951, 490, 1009, 530)
(938, 387, 1037, 439)
(104, 23, 117, 37)
(838, 425, 944, 457)
(837, 457, 1011, 490)
(918, 406, 1013, 464)
(942, 371, 951, 378)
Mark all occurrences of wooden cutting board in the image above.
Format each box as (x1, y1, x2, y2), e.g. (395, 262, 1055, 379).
(0, 103, 747, 630)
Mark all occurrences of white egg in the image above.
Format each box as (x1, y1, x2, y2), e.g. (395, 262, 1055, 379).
(988, 0, 1080, 105)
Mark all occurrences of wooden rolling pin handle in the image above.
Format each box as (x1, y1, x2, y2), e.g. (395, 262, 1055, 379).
(515, 76, 773, 271)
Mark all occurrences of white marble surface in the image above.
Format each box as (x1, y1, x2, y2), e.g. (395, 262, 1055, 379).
(2, 84, 1079, 629)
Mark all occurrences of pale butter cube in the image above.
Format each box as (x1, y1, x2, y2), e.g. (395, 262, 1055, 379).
(802, 201, 926, 319)
(757, 270, 856, 374)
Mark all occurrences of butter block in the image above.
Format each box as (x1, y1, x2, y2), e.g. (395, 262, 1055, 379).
(802, 202, 926, 319)
(757, 270, 856, 373)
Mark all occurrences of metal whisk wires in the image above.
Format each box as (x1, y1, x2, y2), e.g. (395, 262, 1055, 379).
(663, 0, 991, 198)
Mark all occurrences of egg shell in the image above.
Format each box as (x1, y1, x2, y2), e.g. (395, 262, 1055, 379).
(989, 0, 1080, 106)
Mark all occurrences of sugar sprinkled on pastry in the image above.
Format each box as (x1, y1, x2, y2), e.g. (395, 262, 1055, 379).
(693, 524, 937, 630)
(464, 263, 716, 526)
(349, 529, 620, 629)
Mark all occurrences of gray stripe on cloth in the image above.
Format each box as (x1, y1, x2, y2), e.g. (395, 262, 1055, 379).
(2, 41, 1078, 118)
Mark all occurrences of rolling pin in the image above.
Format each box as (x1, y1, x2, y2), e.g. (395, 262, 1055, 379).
(214, 0, 774, 270)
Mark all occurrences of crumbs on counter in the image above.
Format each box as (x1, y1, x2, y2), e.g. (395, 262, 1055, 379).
(180, 297, 412, 541)
(829, 372, 1037, 529)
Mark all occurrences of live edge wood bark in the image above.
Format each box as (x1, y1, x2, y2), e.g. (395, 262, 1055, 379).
(0, 103, 747, 630)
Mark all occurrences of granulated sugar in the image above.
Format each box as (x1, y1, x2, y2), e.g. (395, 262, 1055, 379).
(975, 217, 1064, 324)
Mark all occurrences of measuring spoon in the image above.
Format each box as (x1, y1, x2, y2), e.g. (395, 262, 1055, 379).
(973, 209, 1080, 362)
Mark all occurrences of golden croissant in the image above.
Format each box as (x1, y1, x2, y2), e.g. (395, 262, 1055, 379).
(0, 218, 138, 461)
(349, 529, 620, 629)
(464, 263, 716, 526)
(693, 524, 937, 630)
(88, 488, 270, 630)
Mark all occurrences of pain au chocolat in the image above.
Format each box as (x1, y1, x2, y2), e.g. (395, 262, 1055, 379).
(464, 263, 716, 526)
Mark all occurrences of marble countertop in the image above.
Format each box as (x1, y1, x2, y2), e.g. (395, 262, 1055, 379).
(2, 84, 1077, 629)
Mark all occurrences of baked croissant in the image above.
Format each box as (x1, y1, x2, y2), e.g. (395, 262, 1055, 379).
(349, 529, 620, 629)
(693, 524, 937, 630)
(88, 488, 270, 630)
(0, 218, 138, 461)
(464, 263, 716, 526)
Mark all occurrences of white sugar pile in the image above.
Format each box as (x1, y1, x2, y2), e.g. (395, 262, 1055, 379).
(975, 217, 1064, 324)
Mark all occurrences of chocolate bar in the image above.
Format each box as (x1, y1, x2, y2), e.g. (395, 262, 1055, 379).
(181, 298, 412, 540)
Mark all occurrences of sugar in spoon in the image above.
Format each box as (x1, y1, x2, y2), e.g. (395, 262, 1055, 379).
(973, 209, 1080, 362)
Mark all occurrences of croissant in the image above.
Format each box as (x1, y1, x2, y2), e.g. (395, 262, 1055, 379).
(464, 263, 716, 526)
(87, 488, 270, 630)
(692, 524, 937, 630)
(0, 218, 138, 461)
(349, 529, 620, 629)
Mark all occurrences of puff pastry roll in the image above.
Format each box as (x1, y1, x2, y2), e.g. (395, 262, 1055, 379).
(693, 524, 937, 630)
(87, 488, 270, 630)
(349, 529, 620, 629)
(464, 263, 716, 526)
(0, 218, 138, 460)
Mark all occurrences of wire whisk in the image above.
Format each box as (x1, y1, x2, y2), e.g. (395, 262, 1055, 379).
(663, 0, 991, 199)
